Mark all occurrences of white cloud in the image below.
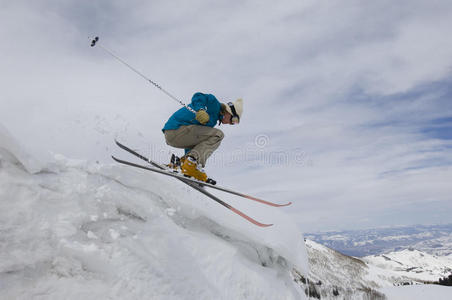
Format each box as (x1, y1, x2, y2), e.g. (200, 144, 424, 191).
(1, 0, 452, 232)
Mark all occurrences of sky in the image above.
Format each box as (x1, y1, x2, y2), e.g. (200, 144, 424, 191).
(1, 0, 452, 232)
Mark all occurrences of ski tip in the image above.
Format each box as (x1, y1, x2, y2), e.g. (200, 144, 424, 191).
(272, 201, 291, 207)
(273, 201, 292, 207)
(248, 220, 273, 227)
(245, 195, 292, 207)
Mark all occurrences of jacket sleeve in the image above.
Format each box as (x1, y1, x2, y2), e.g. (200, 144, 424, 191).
(190, 93, 209, 111)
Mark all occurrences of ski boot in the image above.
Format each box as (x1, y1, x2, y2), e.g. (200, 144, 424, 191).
(181, 156, 208, 182)
(179, 155, 214, 184)
(181, 157, 217, 185)
(166, 154, 182, 172)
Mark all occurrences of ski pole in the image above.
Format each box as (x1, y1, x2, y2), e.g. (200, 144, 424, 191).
(89, 36, 195, 113)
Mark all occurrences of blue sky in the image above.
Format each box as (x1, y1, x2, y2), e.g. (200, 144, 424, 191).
(1, 0, 452, 232)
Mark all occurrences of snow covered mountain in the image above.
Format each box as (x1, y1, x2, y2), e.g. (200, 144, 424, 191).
(364, 249, 452, 283)
(1, 123, 451, 300)
(304, 240, 452, 299)
(303, 240, 386, 299)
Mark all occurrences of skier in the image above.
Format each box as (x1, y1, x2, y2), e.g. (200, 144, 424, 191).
(162, 92, 243, 182)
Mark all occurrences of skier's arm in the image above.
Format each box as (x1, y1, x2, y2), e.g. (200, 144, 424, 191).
(191, 93, 208, 111)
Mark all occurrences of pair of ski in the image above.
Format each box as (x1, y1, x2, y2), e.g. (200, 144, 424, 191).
(112, 140, 291, 227)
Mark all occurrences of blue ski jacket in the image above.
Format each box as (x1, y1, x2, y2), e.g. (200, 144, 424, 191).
(162, 93, 223, 132)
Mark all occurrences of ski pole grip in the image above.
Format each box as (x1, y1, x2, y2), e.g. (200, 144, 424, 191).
(91, 36, 99, 47)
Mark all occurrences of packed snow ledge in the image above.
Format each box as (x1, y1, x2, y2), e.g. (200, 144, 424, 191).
(0, 123, 309, 300)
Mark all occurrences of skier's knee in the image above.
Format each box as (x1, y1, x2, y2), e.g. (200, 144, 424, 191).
(216, 129, 224, 141)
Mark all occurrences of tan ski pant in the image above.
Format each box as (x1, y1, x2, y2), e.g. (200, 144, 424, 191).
(164, 125, 224, 167)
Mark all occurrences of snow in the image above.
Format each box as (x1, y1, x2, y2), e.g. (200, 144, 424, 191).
(382, 285, 452, 300)
(0, 123, 308, 299)
(305, 239, 452, 299)
(2, 123, 451, 300)
(364, 248, 452, 282)
(0, 123, 42, 173)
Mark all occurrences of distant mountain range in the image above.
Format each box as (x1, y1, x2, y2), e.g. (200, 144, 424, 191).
(303, 239, 452, 299)
(306, 224, 452, 257)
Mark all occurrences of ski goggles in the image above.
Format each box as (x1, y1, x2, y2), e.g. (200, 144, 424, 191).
(228, 102, 240, 125)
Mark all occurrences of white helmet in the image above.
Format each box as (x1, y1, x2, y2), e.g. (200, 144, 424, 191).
(225, 98, 243, 124)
